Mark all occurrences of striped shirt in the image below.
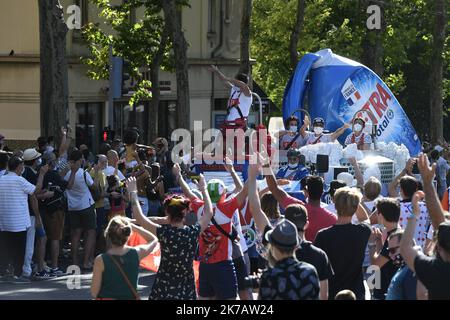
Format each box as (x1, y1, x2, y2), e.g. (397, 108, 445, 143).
(0, 172, 35, 232)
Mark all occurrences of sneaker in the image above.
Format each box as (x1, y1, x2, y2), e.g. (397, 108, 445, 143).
(10, 276, 31, 284)
(50, 267, 66, 277)
(33, 270, 56, 280)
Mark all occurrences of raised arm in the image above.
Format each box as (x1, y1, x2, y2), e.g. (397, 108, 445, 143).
(58, 127, 70, 158)
(130, 223, 159, 260)
(388, 158, 414, 197)
(173, 163, 197, 200)
(417, 153, 446, 229)
(259, 149, 289, 204)
(127, 177, 159, 235)
(349, 157, 364, 189)
(208, 65, 232, 89)
(33, 165, 48, 194)
(195, 174, 214, 232)
(224, 155, 243, 192)
(248, 154, 271, 233)
(331, 122, 351, 141)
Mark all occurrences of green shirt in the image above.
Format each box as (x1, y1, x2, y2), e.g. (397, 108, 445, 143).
(98, 248, 140, 300)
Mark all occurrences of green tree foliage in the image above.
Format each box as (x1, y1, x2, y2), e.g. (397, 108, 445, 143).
(251, 0, 449, 140)
(82, 0, 172, 106)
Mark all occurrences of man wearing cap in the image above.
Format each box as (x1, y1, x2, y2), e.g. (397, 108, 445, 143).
(301, 117, 350, 145)
(276, 149, 309, 181)
(344, 117, 372, 150)
(22, 148, 55, 279)
(400, 190, 450, 299)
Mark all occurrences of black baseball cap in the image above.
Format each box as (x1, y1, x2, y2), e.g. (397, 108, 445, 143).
(313, 117, 325, 126)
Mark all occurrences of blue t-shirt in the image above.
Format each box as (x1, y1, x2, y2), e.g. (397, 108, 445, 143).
(386, 266, 417, 300)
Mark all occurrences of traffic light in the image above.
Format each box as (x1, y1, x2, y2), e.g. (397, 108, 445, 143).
(121, 59, 131, 95)
(102, 127, 115, 142)
(110, 57, 131, 98)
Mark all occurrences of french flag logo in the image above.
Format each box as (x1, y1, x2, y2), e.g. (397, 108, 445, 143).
(341, 79, 361, 106)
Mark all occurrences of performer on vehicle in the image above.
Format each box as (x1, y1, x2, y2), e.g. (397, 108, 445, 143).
(302, 117, 350, 145)
(344, 117, 373, 150)
(276, 149, 309, 181)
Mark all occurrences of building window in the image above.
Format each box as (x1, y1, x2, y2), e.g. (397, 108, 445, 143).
(75, 102, 103, 153)
(113, 102, 149, 144)
(225, 0, 232, 23)
(208, 0, 217, 35)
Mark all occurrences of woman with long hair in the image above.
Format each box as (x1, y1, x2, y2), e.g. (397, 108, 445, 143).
(127, 174, 213, 300)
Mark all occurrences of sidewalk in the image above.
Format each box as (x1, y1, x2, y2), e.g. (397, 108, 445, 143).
(0, 270, 156, 300)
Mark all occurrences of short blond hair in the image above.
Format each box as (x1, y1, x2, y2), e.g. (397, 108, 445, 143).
(334, 187, 362, 217)
(364, 177, 382, 201)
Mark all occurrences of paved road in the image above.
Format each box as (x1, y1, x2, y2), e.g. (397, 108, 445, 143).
(0, 270, 156, 300)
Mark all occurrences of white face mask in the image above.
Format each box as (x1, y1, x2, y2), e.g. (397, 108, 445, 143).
(288, 163, 298, 169)
(313, 127, 323, 135)
(353, 124, 363, 132)
(289, 126, 298, 132)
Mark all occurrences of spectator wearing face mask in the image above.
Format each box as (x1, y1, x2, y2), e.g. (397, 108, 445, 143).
(344, 117, 372, 150)
(0, 156, 47, 283)
(302, 117, 350, 145)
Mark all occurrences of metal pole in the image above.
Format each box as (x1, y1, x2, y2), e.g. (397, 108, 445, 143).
(108, 44, 114, 129)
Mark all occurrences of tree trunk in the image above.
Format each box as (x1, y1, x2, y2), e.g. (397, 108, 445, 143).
(148, 27, 170, 143)
(38, 0, 69, 144)
(429, 0, 446, 144)
(361, 0, 385, 77)
(289, 0, 306, 70)
(239, 0, 252, 75)
(162, 0, 190, 131)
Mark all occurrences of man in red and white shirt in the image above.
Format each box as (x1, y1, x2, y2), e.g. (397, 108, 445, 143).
(173, 164, 247, 300)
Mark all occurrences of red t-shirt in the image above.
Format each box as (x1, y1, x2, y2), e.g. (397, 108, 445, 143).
(279, 194, 305, 209)
(304, 204, 337, 242)
(279, 194, 336, 242)
(190, 195, 240, 264)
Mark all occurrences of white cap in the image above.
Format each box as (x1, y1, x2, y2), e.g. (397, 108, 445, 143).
(23, 149, 41, 161)
(434, 145, 444, 153)
(337, 172, 357, 187)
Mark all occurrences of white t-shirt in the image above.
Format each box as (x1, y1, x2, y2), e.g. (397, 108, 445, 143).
(64, 169, 94, 211)
(344, 132, 372, 146)
(279, 133, 306, 150)
(304, 132, 333, 145)
(0, 173, 35, 232)
(226, 86, 252, 122)
(104, 165, 126, 181)
(399, 201, 429, 249)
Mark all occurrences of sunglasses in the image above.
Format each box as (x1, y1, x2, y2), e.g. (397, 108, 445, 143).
(388, 246, 400, 255)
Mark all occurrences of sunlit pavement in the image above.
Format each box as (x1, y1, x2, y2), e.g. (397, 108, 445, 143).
(0, 270, 156, 300)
